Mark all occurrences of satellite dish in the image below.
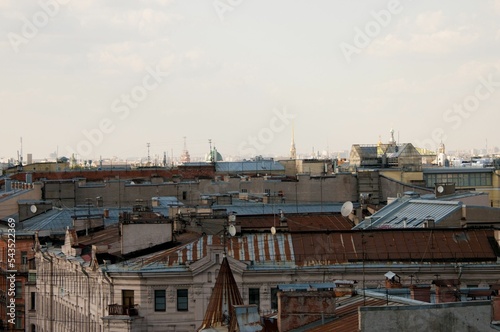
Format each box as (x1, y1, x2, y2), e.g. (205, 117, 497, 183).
(341, 201, 353, 217)
(270, 226, 276, 235)
(30, 205, 37, 214)
(437, 185, 444, 193)
(228, 214, 236, 223)
(228, 224, 236, 237)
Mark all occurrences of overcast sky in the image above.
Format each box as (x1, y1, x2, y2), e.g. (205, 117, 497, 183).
(1, 0, 499, 162)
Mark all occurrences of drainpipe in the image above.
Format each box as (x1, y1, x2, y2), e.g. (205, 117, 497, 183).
(102, 266, 114, 316)
(40, 250, 53, 332)
(80, 263, 91, 332)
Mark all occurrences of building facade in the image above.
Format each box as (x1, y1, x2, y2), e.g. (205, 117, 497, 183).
(29, 226, 500, 332)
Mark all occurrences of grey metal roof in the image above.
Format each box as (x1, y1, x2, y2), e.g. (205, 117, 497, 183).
(213, 202, 354, 216)
(18, 205, 172, 234)
(215, 160, 285, 173)
(354, 198, 462, 230)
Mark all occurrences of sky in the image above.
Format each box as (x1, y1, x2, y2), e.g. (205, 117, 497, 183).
(1, 0, 499, 162)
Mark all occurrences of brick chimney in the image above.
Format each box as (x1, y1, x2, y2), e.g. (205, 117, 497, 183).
(492, 296, 500, 324)
(278, 291, 336, 331)
(433, 279, 460, 303)
(384, 271, 402, 289)
(409, 285, 431, 303)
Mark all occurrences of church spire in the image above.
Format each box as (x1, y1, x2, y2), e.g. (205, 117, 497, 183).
(290, 121, 296, 160)
(180, 136, 190, 163)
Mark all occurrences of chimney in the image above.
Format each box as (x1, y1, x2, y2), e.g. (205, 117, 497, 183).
(433, 279, 460, 303)
(492, 296, 500, 324)
(410, 285, 431, 302)
(461, 204, 467, 220)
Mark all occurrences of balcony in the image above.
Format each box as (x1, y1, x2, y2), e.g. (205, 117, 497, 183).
(107, 304, 139, 316)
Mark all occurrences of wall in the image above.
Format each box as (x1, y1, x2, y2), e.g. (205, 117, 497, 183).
(379, 170, 423, 184)
(277, 291, 336, 332)
(43, 173, 358, 208)
(359, 301, 496, 332)
(0, 183, 42, 220)
(487, 170, 500, 207)
(0, 234, 36, 331)
(379, 176, 432, 203)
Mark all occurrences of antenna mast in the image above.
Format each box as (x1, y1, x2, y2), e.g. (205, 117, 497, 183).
(147, 143, 151, 165)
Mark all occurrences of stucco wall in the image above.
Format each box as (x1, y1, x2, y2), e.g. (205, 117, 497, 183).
(360, 301, 495, 332)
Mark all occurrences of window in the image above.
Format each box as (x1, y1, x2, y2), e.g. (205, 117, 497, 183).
(21, 251, 28, 265)
(30, 292, 36, 310)
(182, 191, 187, 200)
(177, 289, 188, 311)
(122, 290, 134, 310)
(271, 287, 279, 310)
(15, 281, 22, 298)
(154, 290, 166, 312)
(207, 272, 212, 283)
(15, 312, 22, 329)
(249, 288, 260, 308)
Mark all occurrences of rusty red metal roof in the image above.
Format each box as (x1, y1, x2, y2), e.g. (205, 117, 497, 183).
(306, 295, 406, 332)
(291, 228, 498, 266)
(138, 233, 296, 268)
(198, 257, 244, 331)
(239, 214, 354, 232)
(109, 228, 497, 271)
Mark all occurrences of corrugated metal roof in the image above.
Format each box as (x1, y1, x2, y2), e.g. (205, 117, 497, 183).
(354, 198, 462, 229)
(291, 229, 497, 265)
(104, 228, 497, 272)
(20, 206, 171, 233)
(239, 214, 354, 232)
(114, 233, 296, 271)
(214, 203, 351, 216)
(305, 295, 407, 332)
(199, 257, 244, 331)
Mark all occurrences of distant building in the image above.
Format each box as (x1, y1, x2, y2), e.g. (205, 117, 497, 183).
(349, 143, 422, 171)
(423, 167, 500, 207)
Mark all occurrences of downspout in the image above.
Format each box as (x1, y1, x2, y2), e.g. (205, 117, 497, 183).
(102, 266, 114, 316)
(40, 250, 53, 332)
(80, 263, 91, 332)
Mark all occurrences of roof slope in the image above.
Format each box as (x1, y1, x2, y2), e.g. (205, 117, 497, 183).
(105, 228, 498, 273)
(354, 198, 462, 229)
(198, 257, 244, 331)
(305, 295, 407, 332)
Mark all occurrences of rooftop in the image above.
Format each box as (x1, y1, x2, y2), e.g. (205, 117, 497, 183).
(354, 197, 462, 230)
(100, 227, 498, 273)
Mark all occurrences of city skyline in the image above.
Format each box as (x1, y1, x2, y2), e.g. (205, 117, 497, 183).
(1, 1, 499, 161)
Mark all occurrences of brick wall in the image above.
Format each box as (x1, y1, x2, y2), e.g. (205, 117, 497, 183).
(277, 291, 336, 331)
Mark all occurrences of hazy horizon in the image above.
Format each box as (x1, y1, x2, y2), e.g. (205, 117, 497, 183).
(1, 1, 499, 162)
